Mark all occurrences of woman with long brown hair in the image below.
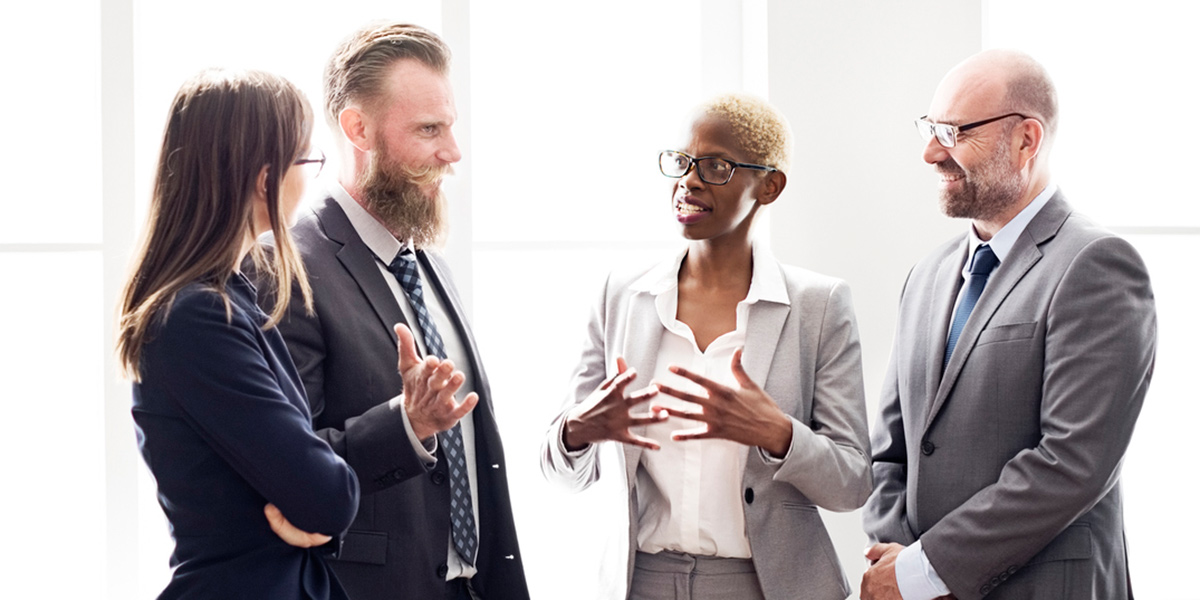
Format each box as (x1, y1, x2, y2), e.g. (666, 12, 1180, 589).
(117, 68, 359, 599)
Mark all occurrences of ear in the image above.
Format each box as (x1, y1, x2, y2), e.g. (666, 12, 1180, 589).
(756, 170, 787, 206)
(249, 165, 273, 238)
(1014, 117, 1044, 170)
(254, 164, 270, 202)
(339, 106, 372, 153)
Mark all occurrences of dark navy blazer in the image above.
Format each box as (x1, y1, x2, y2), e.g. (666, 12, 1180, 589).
(133, 273, 360, 599)
(258, 197, 529, 599)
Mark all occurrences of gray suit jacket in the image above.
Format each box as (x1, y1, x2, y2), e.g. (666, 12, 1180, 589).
(541, 248, 872, 600)
(863, 193, 1156, 600)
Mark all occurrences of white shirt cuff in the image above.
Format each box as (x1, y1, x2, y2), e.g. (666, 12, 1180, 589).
(389, 393, 437, 465)
(895, 540, 951, 600)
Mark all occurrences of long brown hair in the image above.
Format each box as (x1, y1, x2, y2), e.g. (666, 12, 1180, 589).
(117, 68, 313, 381)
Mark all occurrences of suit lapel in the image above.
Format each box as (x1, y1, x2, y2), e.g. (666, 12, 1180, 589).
(742, 301, 790, 392)
(924, 194, 1070, 432)
(317, 197, 408, 343)
(923, 241, 967, 425)
(416, 249, 506, 467)
(622, 290, 664, 485)
(416, 250, 490, 398)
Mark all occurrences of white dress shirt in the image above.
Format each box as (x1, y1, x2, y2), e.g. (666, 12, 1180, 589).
(897, 183, 1057, 600)
(331, 184, 481, 581)
(626, 245, 791, 558)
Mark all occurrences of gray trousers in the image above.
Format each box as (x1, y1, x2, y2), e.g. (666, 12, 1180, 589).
(629, 551, 766, 600)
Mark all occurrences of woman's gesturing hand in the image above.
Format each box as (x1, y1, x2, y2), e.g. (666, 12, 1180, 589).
(563, 357, 667, 451)
(652, 348, 793, 458)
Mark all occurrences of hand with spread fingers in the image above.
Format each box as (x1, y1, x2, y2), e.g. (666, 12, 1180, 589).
(394, 323, 479, 441)
(563, 356, 667, 451)
(653, 347, 793, 458)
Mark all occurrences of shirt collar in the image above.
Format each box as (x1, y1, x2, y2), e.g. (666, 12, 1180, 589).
(629, 240, 789, 306)
(965, 182, 1057, 266)
(330, 181, 411, 263)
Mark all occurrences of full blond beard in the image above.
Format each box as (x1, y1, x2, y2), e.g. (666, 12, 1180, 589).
(360, 139, 451, 248)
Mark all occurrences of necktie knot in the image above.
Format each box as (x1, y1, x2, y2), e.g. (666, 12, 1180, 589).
(387, 249, 422, 295)
(969, 244, 999, 275)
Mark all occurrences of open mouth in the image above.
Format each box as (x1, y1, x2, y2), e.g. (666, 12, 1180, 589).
(674, 194, 712, 215)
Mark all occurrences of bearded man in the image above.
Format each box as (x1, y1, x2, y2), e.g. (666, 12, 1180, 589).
(860, 50, 1156, 600)
(258, 22, 529, 600)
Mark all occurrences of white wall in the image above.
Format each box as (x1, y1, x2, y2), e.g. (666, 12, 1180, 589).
(766, 1, 981, 593)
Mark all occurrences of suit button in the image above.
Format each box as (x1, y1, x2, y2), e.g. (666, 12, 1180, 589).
(431, 471, 446, 486)
(436, 563, 449, 578)
(999, 572, 1009, 582)
(980, 583, 992, 595)
(744, 488, 754, 504)
(1008, 565, 1019, 575)
(991, 576, 1000, 586)
(921, 440, 936, 455)
(391, 469, 405, 481)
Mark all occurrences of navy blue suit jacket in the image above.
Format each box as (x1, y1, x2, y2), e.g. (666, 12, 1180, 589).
(133, 273, 360, 599)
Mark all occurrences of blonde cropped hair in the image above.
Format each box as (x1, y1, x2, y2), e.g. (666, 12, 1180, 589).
(700, 93, 793, 174)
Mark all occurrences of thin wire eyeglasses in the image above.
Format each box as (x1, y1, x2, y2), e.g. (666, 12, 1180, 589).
(915, 113, 1031, 148)
(659, 150, 777, 186)
(293, 149, 326, 178)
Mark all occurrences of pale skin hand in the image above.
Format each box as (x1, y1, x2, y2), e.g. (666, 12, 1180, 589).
(264, 503, 331, 548)
(563, 356, 667, 451)
(861, 543, 955, 600)
(394, 323, 478, 441)
(651, 348, 793, 457)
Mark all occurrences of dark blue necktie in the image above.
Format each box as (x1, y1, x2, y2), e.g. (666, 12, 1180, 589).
(944, 244, 999, 371)
(387, 248, 478, 566)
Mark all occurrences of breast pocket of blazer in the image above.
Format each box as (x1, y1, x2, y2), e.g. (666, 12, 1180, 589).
(977, 321, 1038, 346)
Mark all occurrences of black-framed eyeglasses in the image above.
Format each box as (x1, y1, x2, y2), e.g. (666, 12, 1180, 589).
(294, 149, 326, 178)
(659, 150, 777, 186)
(915, 113, 1030, 148)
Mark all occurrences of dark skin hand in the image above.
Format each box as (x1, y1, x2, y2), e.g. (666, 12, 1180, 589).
(652, 347, 793, 457)
(563, 356, 667, 451)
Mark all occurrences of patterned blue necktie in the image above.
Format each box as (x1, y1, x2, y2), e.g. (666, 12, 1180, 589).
(944, 244, 999, 371)
(387, 248, 478, 566)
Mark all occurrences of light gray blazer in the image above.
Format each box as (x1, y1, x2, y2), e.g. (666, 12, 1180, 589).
(541, 248, 872, 600)
(863, 193, 1156, 600)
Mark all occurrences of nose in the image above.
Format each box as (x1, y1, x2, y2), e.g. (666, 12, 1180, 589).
(437, 131, 462, 164)
(680, 161, 706, 189)
(922, 135, 949, 165)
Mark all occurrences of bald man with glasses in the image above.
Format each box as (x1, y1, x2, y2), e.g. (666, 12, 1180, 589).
(860, 50, 1156, 600)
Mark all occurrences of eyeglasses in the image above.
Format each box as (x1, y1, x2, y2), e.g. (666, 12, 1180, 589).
(659, 150, 777, 186)
(915, 113, 1030, 148)
(294, 149, 326, 178)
